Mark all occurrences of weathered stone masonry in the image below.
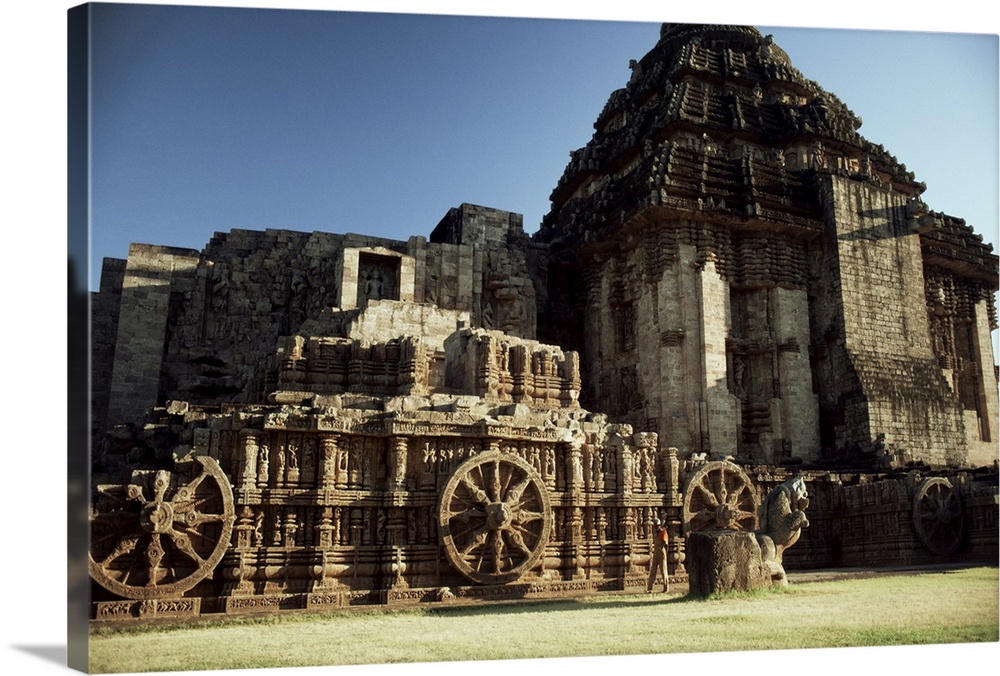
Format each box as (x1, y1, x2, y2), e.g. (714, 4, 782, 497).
(89, 23, 998, 620)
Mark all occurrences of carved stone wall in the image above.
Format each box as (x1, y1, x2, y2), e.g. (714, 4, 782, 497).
(444, 328, 580, 407)
(90, 397, 691, 617)
(429, 203, 538, 338)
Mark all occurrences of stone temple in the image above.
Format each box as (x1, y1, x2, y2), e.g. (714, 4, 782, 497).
(88, 23, 998, 619)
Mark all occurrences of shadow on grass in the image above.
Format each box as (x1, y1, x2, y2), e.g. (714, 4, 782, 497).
(426, 583, 799, 618)
(424, 592, 696, 618)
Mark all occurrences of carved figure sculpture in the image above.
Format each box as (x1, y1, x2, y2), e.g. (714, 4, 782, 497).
(755, 475, 810, 585)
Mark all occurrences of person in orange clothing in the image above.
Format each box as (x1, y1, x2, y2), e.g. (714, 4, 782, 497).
(647, 517, 669, 593)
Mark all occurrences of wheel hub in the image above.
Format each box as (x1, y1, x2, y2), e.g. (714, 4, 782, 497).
(486, 502, 512, 530)
(140, 501, 174, 534)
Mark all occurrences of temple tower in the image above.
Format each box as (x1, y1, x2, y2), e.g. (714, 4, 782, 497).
(536, 24, 998, 467)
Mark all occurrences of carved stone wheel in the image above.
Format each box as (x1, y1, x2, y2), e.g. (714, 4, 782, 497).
(912, 477, 964, 556)
(89, 456, 235, 600)
(682, 460, 759, 534)
(439, 451, 552, 585)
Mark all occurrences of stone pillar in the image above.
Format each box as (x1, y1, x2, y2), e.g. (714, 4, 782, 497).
(320, 435, 339, 491)
(567, 443, 584, 493)
(772, 287, 820, 462)
(618, 443, 633, 497)
(657, 244, 696, 451)
(238, 430, 259, 492)
(316, 507, 335, 549)
(389, 437, 408, 491)
(687, 529, 771, 596)
(696, 252, 740, 456)
(966, 298, 1000, 466)
(256, 436, 270, 487)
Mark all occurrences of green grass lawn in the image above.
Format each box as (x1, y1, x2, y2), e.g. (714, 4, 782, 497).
(89, 567, 999, 674)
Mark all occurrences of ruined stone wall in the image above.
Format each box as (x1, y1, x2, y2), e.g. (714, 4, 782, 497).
(748, 467, 999, 571)
(93, 205, 541, 430)
(104, 244, 202, 427)
(91, 257, 126, 437)
(815, 175, 968, 465)
(429, 204, 537, 338)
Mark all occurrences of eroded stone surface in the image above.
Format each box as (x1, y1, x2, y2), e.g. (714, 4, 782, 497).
(687, 529, 771, 596)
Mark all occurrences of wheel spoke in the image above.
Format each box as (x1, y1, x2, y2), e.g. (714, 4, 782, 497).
(460, 475, 490, 505)
(491, 530, 504, 574)
(168, 529, 207, 567)
(174, 509, 226, 528)
(459, 526, 490, 556)
(101, 535, 141, 567)
(693, 508, 717, 522)
(145, 533, 165, 585)
(490, 459, 502, 502)
(729, 481, 749, 505)
(507, 529, 533, 558)
(151, 470, 170, 503)
(445, 506, 484, 522)
(173, 471, 208, 502)
(512, 509, 544, 524)
(505, 474, 531, 504)
(694, 482, 719, 508)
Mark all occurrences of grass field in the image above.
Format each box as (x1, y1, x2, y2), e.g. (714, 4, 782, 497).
(89, 567, 999, 674)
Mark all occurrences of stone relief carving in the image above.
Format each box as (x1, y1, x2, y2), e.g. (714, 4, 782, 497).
(89, 456, 235, 600)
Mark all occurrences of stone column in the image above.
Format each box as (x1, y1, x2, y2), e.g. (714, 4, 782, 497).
(966, 297, 1000, 466)
(320, 435, 339, 491)
(695, 252, 739, 456)
(389, 437, 409, 492)
(772, 287, 820, 462)
(618, 443, 633, 497)
(238, 430, 259, 492)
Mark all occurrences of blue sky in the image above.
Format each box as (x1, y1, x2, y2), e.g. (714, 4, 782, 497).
(86, 3, 999, 296)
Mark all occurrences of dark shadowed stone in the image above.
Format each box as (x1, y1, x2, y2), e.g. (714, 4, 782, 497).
(687, 529, 772, 596)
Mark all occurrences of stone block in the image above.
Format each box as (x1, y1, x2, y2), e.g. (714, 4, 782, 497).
(686, 529, 772, 596)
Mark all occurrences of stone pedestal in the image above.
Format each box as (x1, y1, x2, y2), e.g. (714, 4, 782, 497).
(686, 529, 772, 596)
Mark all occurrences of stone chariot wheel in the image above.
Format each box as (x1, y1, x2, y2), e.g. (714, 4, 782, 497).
(912, 477, 964, 556)
(438, 451, 552, 585)
(682, 460, 759, 534)
(89, 455, 235, 600)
